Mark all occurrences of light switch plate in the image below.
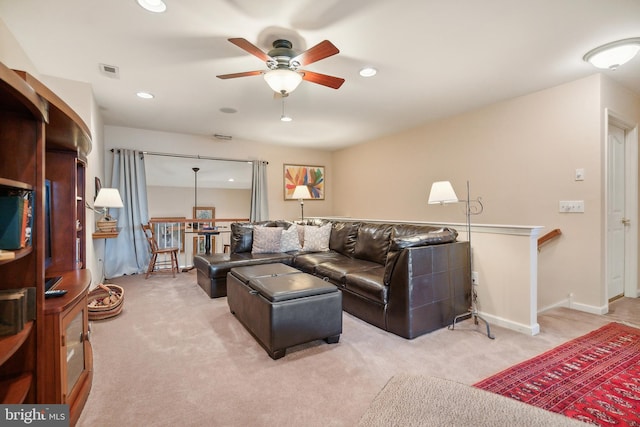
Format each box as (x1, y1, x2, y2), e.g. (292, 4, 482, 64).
(559, 200, 585, 213)
(575, 168, 585, 181)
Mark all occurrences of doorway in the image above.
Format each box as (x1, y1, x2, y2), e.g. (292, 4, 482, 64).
(606, 111, 638, 302)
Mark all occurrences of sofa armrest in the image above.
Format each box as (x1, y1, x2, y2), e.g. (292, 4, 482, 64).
(386, 241, 470, 339)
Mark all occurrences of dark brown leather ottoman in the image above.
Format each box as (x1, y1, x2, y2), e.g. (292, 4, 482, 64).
(227, 263, 342, 360)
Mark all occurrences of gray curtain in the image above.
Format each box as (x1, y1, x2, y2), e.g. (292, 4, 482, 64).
(250, 160, 268, 221)
(105, 149, 150, 278)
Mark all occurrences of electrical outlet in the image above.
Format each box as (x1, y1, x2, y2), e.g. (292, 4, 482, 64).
(472, 271, 479, 286)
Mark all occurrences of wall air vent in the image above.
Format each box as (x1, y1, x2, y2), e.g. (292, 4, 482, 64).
(99, 63, 120, 79)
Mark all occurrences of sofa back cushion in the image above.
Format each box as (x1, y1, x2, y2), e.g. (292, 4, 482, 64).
(383, 225, 458, 284)
(329, 221, 360, 256)
(353, 223, 393, 265)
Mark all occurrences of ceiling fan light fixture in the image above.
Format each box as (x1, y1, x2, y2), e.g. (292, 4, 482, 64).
(136, 0, 167, 13)
(264, 69, 303, 95)
(583, 38, 640, 70)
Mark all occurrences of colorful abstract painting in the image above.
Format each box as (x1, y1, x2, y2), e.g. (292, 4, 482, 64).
(283, 164, 325, 200)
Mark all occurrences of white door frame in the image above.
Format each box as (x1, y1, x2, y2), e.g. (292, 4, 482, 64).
(605, 109, 639, 299)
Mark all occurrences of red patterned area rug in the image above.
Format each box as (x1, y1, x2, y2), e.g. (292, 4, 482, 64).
(474, 322, 640, 426)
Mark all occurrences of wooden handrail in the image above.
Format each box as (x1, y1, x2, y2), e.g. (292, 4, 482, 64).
(538, 228, 562, 250)
(149, 218, 249, 224)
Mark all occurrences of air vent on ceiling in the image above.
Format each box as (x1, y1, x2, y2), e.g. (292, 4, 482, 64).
(99, 63, 120, 79)
(213, 134, 233, 141)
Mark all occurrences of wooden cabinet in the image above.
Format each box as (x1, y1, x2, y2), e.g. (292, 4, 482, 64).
(0, 62, 46, 405)
(41, 270, 92, 426)
(0, 62, 93, 423)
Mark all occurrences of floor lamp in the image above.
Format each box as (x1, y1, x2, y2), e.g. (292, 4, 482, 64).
(192, 167, 199, 229)
(428, 180, 495, 339)
(292, 185, 312, 220)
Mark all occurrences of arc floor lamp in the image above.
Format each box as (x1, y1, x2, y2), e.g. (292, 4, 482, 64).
(428, 180, 494, 339)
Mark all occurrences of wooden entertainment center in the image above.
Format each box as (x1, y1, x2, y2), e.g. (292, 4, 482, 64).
(0, 62, 92, 425)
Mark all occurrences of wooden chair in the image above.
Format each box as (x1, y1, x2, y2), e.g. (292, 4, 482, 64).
(141, 223, 179, 279)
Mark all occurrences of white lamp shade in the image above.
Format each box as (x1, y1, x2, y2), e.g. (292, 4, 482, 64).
(428, 181, 459, 204)
(291, 185, 312, 199)
(584, 38, 640, 70)
(264, 69, 303, 94)
(94, 188, 124, 208)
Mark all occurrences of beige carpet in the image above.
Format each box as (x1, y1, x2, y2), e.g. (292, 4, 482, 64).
(77, 270, 640, 426)
(357, 374, 585, 427)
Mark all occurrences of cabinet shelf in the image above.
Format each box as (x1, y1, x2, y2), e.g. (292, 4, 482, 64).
(0, 321, 33, 366)
(0, 247, 32, 266)
(0, 372, 32, 404)
(0, 178, 34, 191)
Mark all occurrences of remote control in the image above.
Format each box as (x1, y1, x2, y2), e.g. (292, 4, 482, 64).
(45, 289, 67, 298)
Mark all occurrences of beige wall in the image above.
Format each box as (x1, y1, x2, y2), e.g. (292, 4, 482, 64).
(333, 74, 640, 316)
(104, 126, 334, 222)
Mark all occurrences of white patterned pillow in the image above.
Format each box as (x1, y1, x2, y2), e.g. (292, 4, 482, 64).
(303, 223, 331, 252)
(280, 224, 302, 252)
(251, 226, 283, 254)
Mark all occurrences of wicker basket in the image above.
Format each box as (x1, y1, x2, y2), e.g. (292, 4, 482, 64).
(88, 284, 124, 320)
(97, 219, 117, 232)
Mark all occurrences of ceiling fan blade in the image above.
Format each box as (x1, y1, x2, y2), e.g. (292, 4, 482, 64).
(228, 38, 273, 62)
(216, 70, 264, 79)
(301, 70, 345, 89)
(290, 40, 339, 66)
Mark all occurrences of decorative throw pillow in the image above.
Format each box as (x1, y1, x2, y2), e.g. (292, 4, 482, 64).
(303, 223, 331, 252)
(251, 226, 283, 254)
(280, 224, 302, 252)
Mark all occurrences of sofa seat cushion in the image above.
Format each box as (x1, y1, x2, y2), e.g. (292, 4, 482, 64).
(315, 258, 381, 284)
(194, 252, 293, 279)
(293, 251, 345, 274)
(344, 267, 388, 304)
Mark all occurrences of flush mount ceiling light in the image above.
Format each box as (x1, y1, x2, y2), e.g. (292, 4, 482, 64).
(583, 38, 640, 70)
(264, 69, 303, 95)
(136, 91, 154, 99)
(136, 0, 167, 13)
(359, 67, 377, 77)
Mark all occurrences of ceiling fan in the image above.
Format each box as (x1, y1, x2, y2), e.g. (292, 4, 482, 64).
(217, 38, 345, 96)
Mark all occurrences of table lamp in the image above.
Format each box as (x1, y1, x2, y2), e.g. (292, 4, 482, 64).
(94, 188, 124, 232)
(292, 185, 312, 220)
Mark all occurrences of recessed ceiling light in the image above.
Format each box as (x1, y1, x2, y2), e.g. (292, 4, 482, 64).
(583, 37, 640, 70)
(136, 91, 154, 99)
(228, 178, 235, 182)
(359, 67, 377, 77)
(220, 107, 238, 114)
(136, 0, 167, 13)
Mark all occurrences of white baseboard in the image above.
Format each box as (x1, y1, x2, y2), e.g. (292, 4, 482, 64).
(477, 311, 540, 336)
(538, 298, 609, 315)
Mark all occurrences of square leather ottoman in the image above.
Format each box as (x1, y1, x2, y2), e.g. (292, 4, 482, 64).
(227, 263, 342, 359)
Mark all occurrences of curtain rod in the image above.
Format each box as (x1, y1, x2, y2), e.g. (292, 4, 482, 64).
(110, 149, 267, 164)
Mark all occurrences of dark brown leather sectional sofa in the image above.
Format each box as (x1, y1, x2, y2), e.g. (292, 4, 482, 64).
(194, 219, 471, 339)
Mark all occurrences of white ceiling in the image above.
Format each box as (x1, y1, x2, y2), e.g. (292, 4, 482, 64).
(1, 0, 639, 154)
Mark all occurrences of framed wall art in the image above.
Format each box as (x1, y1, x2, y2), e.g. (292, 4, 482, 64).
(283, 164, 325, 200)
(193, 206, 215, 227)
